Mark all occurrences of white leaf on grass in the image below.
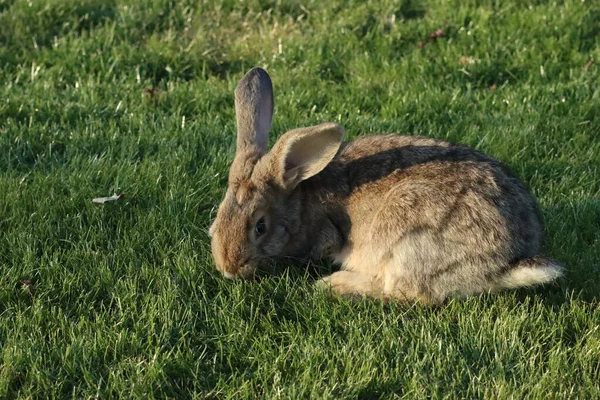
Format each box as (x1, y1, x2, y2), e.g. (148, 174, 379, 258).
(92, 194, 125, 204)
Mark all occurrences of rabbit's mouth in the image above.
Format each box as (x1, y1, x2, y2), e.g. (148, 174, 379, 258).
(221, 262, 258, 280)
(222, 271, 236, 279)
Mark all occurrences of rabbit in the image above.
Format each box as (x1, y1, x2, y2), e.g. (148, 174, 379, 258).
(209, 67, 563, 304)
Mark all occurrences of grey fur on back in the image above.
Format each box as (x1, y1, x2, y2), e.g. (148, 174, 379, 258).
(301, 135, 550, 302)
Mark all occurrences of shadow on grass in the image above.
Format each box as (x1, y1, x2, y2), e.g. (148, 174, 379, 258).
(396, 0, 427, 20)
(541, 198, 600, 303)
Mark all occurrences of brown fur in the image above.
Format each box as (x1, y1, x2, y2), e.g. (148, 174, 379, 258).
(210, 68, 563, 302)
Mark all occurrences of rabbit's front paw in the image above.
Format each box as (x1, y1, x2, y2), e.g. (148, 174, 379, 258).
(315, 271, 382, 297)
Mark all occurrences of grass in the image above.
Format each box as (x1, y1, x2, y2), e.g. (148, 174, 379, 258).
(1, 0, 599, 398)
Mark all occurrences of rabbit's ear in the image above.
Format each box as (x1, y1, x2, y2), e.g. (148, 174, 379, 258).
(229, 67, 274, 184)
(270, 122, 344, 190)
(234, 67, 273, 156)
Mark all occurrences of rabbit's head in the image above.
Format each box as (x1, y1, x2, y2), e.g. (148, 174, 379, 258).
(209, 68, 344, 279)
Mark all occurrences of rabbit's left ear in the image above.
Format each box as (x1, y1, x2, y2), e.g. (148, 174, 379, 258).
(234, 67, 273, 156)
(229, 67, 274, 185)
(268, 122, 344, 190)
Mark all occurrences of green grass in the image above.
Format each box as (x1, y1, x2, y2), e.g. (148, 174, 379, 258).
(1, 0, 599, 398)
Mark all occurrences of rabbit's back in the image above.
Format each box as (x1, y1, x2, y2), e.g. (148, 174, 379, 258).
(325, 134, 544, 301)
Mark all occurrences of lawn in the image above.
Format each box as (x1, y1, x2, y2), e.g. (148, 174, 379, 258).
(1, 0, 599, 398)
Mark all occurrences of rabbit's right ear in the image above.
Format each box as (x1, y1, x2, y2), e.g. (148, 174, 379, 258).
(229, 68, 274, 184)
(265, 122, 344, 191)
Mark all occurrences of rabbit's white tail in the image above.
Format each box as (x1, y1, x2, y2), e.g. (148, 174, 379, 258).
(498, 256, 563, 289)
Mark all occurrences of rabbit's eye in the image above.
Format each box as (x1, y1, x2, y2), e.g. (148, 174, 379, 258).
(255, 217, 266, 237)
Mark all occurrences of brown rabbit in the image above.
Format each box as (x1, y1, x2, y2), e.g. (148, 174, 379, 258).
(209, 67, 562, 303)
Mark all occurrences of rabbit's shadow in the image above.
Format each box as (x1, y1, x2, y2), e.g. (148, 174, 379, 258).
(538, 198, 600, 304)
